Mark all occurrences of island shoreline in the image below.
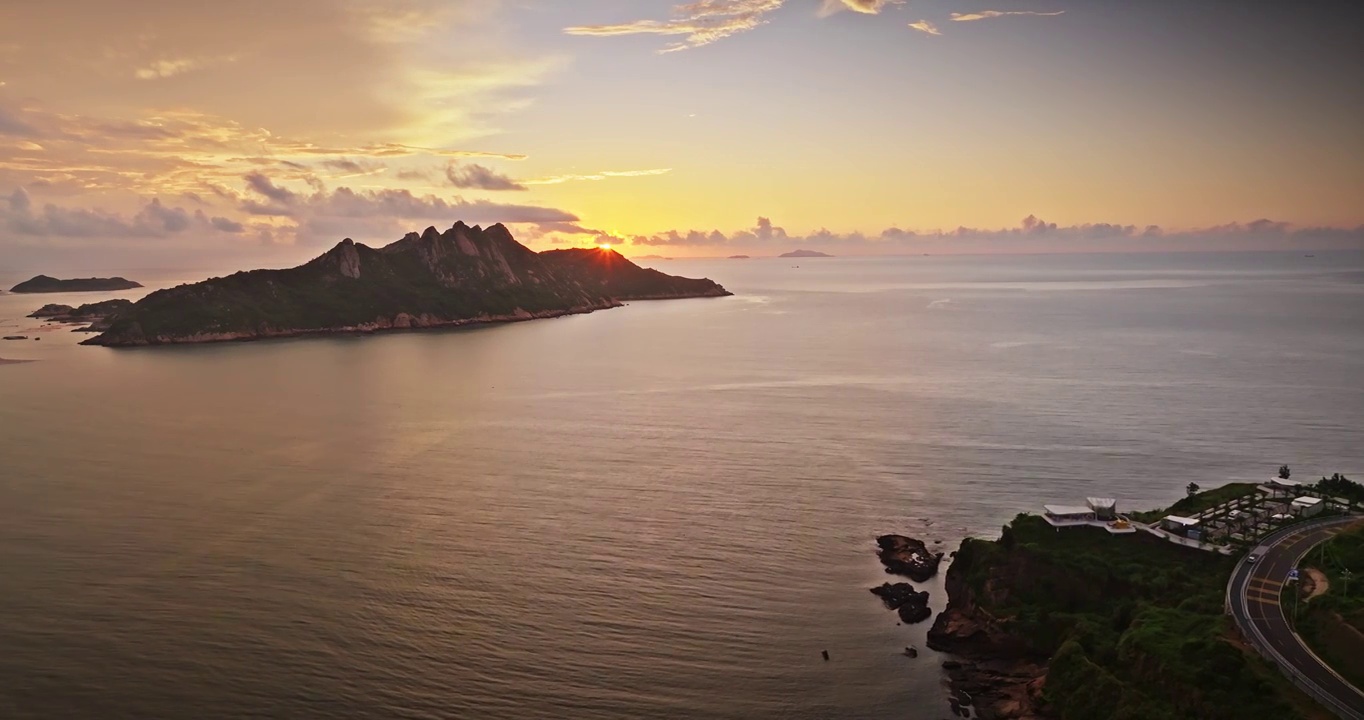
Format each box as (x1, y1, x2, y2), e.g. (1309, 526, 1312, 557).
(82, 290, 732, 348)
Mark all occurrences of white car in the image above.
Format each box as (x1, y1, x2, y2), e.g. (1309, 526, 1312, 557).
(1245, 554, 1259, 564)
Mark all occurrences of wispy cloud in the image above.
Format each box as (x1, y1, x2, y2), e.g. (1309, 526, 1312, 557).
(950, 10, 1064, 22)
(445, 162, 526, 191)
(819, 0, 902, 17)
(908, 20, 941, 35)
(134, 55, 238, 80)
(564, 0, 785, 53)
(524, 168, 672, 186)
(604, 215, 1364, 254)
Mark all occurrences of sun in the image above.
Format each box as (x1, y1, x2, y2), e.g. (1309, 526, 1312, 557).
(597, 242, 612, 250)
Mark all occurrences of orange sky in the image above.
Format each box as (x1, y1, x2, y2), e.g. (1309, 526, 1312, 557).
(0, 0, 1361, 268)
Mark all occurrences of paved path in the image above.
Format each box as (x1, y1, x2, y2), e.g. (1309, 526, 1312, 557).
(1228, 516, 1364, 719)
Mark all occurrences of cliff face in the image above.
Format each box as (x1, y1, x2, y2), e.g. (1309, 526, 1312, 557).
(927, 514, 1303, 720)
(85, 222, 730, 347)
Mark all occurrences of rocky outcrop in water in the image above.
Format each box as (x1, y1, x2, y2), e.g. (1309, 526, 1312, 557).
(84, 222, 731, 347)
(869, 582, 932, 624)
(876, 534, 943, 582)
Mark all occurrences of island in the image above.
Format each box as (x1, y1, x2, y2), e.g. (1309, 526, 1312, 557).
(727, 255, 751, 259)
(778, 249, 832, 258)
(30, 299, 134, 332)
(84, 222, 731, 347)
(924, 480, 1363, 720)
(10, 275, 143, 293)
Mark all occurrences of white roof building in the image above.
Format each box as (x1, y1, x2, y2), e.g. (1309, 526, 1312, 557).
(1292, 496, 1323, 508)
(1044, 504, 1095, 517)
(1163, 515, 1201, 527)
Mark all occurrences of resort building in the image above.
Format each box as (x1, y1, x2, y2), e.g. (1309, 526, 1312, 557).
(1291, 496, 1324, 517)
(1042, 500, 1135, 534)
(1043, 504, 1096, 524)
(1161, 515, 1202, 539)
(1086, 497, 1118, 520)
(1263, 477, 1301, 498)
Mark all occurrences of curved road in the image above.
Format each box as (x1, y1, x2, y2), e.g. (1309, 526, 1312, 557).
(1229, 516, 1364, 719)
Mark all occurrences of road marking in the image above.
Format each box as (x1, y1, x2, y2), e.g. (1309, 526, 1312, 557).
(1250, 578, 1284, 592)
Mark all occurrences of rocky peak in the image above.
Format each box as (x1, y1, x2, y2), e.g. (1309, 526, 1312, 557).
(331, 238, 362, 279)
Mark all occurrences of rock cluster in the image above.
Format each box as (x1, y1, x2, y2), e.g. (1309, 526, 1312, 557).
(876, 534, 944, 582)
(869, 582, 932, 624)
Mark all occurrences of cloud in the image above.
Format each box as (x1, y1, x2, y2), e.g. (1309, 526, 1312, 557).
(445, 162, 526, 191)
(565, 0, 785, 53)
(319, 159, 384, 175)
(0, 100, 528, 201)
(908, 20, 941, 35)
(524, 168, 672, 185)
(0, 103, 39, 137)
(950, 10, 1064, 22)
(244, 172, 298, 204)
(209, 216, 245, 233)
(234, 171, 581, 244)
(134, 55, 237, 80)
(820, 0, 901, 16)
(614, 215, 1364, 253)
(2, 187, 243, 238)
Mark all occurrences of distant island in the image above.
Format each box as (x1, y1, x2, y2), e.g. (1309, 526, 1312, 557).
(10, 275, 143, 293)
(635, 254, 672, 260)
(778, 249, 832, 258)
(84, 222, 731, 347)
(727, 255, 751, 259)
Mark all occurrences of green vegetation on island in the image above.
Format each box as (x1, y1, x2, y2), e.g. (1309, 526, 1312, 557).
(929, 484, 1339, 720)
(10, 275, 142, 293)
(85, 222, 730, 346)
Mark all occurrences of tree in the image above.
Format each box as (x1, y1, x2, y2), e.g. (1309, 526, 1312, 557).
(1187, 482, 1201, 497)
(1278, 465, 1292, 480)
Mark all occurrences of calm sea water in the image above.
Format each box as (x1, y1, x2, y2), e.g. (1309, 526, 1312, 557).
(1, 252, 1361, 719)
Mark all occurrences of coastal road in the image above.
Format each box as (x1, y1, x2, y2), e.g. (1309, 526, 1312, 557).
(1228, 516, 1364, 720)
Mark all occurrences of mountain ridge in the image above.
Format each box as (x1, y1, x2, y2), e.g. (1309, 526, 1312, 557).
(85, 222, 730, 347)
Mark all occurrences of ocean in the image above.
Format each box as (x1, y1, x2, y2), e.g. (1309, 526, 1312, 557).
(1, 251, 1361, 719)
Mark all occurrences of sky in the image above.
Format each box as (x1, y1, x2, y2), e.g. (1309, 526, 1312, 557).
(1, 0, 1361, 270)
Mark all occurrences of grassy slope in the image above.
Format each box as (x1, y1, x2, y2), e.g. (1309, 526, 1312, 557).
(1129, 482, 1259, 523)
(1295, 523, 1364, 691)
(955, 496, 1319, 719)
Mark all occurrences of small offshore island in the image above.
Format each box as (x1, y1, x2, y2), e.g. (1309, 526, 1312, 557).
(918, 473, 1364, 720)
(778, 249, 832, 258)
(82, 222, 730, 347)
(10, 275, 143, 293)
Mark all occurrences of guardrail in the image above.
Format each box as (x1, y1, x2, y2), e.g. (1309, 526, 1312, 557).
(1225, 515, 1364, 720)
